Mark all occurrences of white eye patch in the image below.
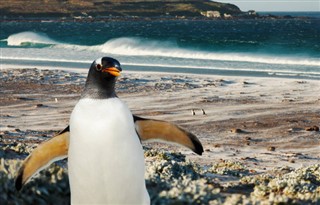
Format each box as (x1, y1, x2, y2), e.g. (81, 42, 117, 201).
(94, 57, 102, 66)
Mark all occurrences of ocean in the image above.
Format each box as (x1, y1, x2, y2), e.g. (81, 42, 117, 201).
(1, 13, 319, 79)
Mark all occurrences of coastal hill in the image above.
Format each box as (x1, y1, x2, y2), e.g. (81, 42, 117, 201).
(0, 0, 242, 18)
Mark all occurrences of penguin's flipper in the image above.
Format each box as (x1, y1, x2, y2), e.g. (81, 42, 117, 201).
(15, 127, 69, 191)
(133, 116, 204, 155)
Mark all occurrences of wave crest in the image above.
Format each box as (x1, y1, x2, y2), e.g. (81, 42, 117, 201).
(91, 37, 320, 67)
(7, 31, 59, 46)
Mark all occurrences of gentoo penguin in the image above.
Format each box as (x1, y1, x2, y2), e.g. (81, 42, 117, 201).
(68, 57, 149, 204)
(15, 58, 204, 193)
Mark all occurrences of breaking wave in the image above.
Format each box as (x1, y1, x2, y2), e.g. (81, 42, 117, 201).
(4, 32, 320, 67)
(6, 31, 59, 46)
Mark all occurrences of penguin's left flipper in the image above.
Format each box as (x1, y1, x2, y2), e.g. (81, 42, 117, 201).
(134, 115, 204, 155)
(15, 127, 69, 191)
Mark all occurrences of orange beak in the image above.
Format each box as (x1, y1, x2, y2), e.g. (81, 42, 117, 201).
(102, 67, 121, 77)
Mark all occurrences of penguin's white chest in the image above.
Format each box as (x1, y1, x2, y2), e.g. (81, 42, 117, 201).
(68, 98, 149, 204)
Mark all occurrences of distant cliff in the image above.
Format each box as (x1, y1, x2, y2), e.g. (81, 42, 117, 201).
(0, 0, 242, 18)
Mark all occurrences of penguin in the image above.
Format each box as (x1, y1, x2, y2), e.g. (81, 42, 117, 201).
(68, 57, 150, 204)
(15, 58, 204, 195)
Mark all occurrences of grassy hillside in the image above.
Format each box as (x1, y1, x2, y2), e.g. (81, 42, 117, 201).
(0, 0, 242, 18)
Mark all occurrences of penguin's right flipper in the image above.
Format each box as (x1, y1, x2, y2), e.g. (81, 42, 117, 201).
(134, 116, 204, 155)
(15, 127, 69, 191)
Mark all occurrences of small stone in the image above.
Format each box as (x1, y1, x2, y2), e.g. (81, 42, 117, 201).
(305, 126, 319, 131)
(305, 127, 314, 131)
(35, 104, 44, 108)
(268, 146, 276, 151)
(230, 128, 243, 133)
(288, 159, 295, 163)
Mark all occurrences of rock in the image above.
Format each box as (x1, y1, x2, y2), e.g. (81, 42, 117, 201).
(268, 146, 276, 151)
(35, 104, 44, 108)
(230, 128, 243, 133)
(305, 126, 319, 131)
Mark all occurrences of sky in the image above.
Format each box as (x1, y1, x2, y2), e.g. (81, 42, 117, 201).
(214, 0, 320, 12)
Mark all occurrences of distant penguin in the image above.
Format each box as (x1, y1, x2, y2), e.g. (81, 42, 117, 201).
(68, 57, 150, 204)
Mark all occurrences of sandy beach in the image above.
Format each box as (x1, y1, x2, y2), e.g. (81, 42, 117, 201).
(1, 68, 319, 204)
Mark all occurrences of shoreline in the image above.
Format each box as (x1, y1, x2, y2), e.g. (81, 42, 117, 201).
(1, 67, 319, 204)
(2, 63, 320, 82)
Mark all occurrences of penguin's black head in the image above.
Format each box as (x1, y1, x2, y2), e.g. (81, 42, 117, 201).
(91, 57, 122, 78)
(83, 57, 122, 99)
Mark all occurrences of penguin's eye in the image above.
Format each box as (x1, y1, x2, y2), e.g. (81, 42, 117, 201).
(96, 64, 102, 71)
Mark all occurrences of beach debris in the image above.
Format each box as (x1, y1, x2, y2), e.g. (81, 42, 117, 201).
(230, 128, 243, 133)
(267, 146, 276, 151)
(305, 126, 319, 131)
(17, 97, 35, 101)
(296, 81, 307, 84)
(35, 104, 44, 108)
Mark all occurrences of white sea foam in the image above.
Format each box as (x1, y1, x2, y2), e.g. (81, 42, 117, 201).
(7, 31, 60, 46)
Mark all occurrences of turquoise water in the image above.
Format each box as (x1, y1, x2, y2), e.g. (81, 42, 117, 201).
(1, 16, 319, 79)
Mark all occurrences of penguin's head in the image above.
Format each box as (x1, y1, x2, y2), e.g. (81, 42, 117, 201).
(91, 57, 122, 78)
(83, 57, 123, 99)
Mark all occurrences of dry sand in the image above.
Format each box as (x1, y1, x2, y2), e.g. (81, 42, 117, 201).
(1, 68, 319, 204)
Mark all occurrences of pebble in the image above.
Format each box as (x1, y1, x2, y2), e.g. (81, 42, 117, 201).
(305, 126, 319, 131)
(230, 128, 243, 133)
(268, 146, 276, 151)
(35, 104, 44, 108)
